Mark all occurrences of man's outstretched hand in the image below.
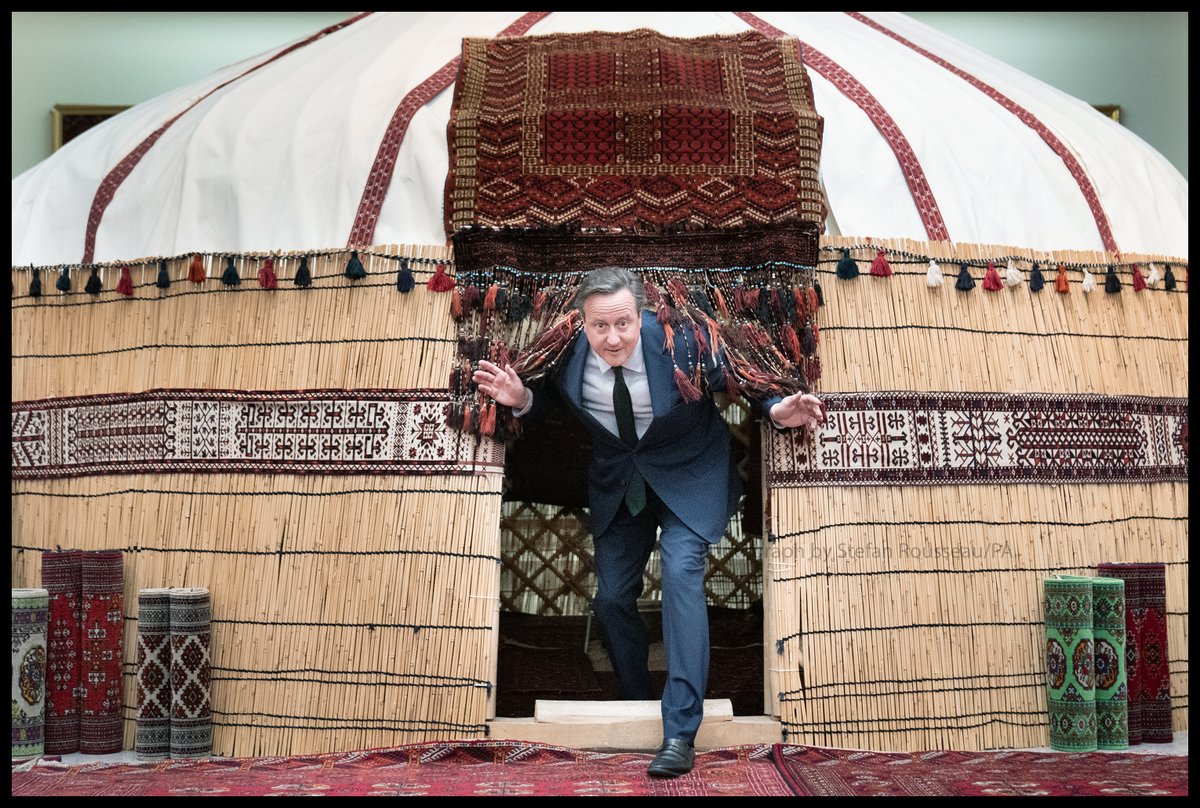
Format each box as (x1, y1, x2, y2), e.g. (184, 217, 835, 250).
(769, 392, 827, 430)
(473, 360, 530, 410)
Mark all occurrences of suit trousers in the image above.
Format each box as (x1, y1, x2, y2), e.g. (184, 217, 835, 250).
(590, 489, 713, 742)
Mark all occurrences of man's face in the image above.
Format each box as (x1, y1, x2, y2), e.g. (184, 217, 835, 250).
(582, 289, 640, 368)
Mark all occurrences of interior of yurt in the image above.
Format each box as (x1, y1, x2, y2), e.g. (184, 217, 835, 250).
(11, 11, 1188, 789)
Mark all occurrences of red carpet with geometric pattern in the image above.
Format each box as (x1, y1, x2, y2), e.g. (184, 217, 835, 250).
(773, 745, 1188, 797)
(11, 741, 1187, 797)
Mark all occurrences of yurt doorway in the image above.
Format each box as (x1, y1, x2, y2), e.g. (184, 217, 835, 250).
(494, 391, 768, 722)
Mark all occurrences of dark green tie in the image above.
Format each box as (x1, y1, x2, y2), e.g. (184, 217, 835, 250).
(612, 366, 647, 516)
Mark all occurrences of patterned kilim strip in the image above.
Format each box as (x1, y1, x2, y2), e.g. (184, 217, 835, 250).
(767, 392, 1188, 487)
(10, 389, 504, 480)
(1044, 576, 1097, 752)
(41, 550, 82, 754)
(12, 588, 49, 760)
(136, 589, 173, 761)
(170, 588, 213, 759)
(80, 551, 124, 754)
(1097, 562, 1172, 743)
(445, 29, 824, 233)
(1091, 576, 1129, 749)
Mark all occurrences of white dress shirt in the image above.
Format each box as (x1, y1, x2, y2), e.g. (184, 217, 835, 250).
(513, 336, 654, 440)
(580, 337, 653, 441)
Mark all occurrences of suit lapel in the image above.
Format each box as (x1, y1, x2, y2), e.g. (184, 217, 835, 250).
(641, 311, 677, 419)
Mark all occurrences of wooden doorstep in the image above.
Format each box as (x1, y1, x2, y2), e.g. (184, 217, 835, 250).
(534, 698, 733, 724)
(490, 703, 779, 751)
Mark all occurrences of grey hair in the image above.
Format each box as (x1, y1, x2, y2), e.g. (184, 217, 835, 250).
(574, 266, 646, 312)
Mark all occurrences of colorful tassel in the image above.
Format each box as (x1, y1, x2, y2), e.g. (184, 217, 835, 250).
(781, 323, 802, 362)
(116, 265, 134, 296)
(1055, 264, 1069, 293)
(221, 256, 241, 286)
(1104, 264, 1121, 293)
(396, 259, 415, 293)
(344, 250, 367, 280)
(926, 259, 943, 288)
(1003, 258, 1023, 287)
(673, 366, 703, 403)
(982, 261, 1003, 291)
(1028, 262, 1045, 292)
(1081, 267, 1097, 293)
(483, 283, 500, 312)
(479, 401, 497, 437)
(450, 287, 464, 320)
(811, 283, 822, 309)
(955, 262, 975, 291)
(258, 257, 278, 290)
(56, 266, 71, 292)
(800, 322, 816, 355)
(1163, 264, 1177, 291)
(835, 248, 859, 280)
(463, 285, 481, 312)
(713, 286, 730, 319)
(188, 254, 206, 283)
(29, 268, 42, 298)
(1131, 263, 1147, 292)
(85, 266, 103, 295)
(1147, 263, 1161, 287)
(156, 259, 171, 289)
(869, 249, 892, 277)
(294, 255, 312, 287)
(427, 263, 455, 292)
(506, 291, 530, 322)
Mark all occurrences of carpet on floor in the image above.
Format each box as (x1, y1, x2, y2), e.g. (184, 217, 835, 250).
(12, 741, 1187, 797)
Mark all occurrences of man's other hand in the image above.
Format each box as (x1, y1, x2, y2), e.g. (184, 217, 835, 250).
(769, 392, 827, 430)
(473, 360, 530, 410)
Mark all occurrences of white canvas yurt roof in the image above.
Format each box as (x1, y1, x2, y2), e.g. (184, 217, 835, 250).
(11, 11, 1188, 266)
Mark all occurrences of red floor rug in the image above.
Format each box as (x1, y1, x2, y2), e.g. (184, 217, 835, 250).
(773, 745, 1189, 797)
(11, 742, 792, 797)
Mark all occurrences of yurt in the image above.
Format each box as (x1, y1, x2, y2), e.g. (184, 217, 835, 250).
(11, 11, 1187, 765)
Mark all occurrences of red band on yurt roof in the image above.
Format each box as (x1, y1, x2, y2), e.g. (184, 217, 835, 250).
(847, 11, 1119, 254)
(81, 12, 374, 265)
(735, 11, 951, 242)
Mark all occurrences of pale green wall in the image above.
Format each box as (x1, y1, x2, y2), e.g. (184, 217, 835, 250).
(11, 12, 360, 178)
(11, 12, 1188, 179)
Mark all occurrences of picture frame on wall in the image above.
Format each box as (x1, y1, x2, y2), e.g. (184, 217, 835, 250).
(51, 104, 130, 151)
(1092, 104, 1121, 123)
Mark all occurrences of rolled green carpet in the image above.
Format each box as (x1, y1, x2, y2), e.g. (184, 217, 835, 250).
(12, 588, 50, 760)
(1090, 576, 1128, 750)
(1043, 576, 1097, 751)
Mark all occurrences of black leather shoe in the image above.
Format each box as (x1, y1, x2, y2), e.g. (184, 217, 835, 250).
(647, 738, 695, 778)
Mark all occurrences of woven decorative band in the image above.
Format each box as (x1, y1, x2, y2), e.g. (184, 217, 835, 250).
(11, 389, 504, 479)
(767, 392, 1188, 487)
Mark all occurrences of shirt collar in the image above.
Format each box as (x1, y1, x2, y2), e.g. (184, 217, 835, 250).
(588, 335, 644, 375)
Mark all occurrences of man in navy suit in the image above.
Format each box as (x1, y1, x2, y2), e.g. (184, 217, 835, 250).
(474, 267, 824, 777)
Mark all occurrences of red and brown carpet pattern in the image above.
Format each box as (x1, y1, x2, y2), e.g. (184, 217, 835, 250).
(773, 745, 1187, 797)
(766, 392, 1189, 487)
(12, 741, 1187, 797)
(1097, 563, 1173, 744)
(79, 550, 124, 755)
(445, 29, 824, 233)
(10, 389, 505, 479)
(41, 550, 83, 755)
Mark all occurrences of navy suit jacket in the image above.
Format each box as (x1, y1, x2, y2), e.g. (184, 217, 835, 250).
(527, 310, 780, 542)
